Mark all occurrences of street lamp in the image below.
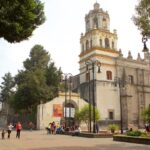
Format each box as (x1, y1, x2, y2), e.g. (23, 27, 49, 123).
(85, 59, 101, 133)
(114, 77, 124, 134)
(62, 73, 73, 128)
(85, 66, 92, 132)
(68, 76, 73, 127)
(142, 35, 149, 52)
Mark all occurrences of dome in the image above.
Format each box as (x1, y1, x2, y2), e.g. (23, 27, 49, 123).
(94, 2, 100, 10)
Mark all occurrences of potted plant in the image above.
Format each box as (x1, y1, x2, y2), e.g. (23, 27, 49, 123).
(108, 124, 119, 133)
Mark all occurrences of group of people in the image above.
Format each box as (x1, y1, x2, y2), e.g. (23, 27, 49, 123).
(46, 121, 65, 134)
(46, 122, 100, 136)
(1, 122, 22, 139)
(71, 125, 81, 136)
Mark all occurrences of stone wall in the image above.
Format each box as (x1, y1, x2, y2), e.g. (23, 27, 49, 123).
(0, 114, 7, 128)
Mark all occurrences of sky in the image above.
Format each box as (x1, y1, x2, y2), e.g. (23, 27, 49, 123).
(0, 0, 149, 85)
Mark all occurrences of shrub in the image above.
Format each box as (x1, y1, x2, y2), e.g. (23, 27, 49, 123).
(108, 124, 119, 133)
(126, 130, 142, 136)
(141, 133, 150, 137)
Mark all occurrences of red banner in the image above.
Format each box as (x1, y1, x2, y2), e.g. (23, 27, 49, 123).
(53, 104, 62, 117)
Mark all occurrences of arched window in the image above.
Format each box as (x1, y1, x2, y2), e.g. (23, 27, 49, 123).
(82, 44, 84, 52)
(99, 39, 102, 47)
(65, 103, 75, 118)
(108, 110, 114, 120)
(106, 71, 112, 80)
(90, 39, 93, 48)
(86, 40, 89, 50)
(66, 103, 74, 108)
(93, 17, 98, 28)
(86, 20, 90, 31)
(112, 41, 114, 49)
(103, 18, 107, 29)
(105, 38, 110, 48)
(128, 75, 134, 84)
(86, 72, 90, 82)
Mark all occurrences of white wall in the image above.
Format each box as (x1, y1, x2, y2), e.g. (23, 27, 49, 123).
(37, 92, 88, 129)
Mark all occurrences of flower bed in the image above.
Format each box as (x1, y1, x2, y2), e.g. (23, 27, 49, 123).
(113, 132, 150, 145)
(64, 131, 113, 138)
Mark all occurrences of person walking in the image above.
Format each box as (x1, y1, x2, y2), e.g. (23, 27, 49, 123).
(95, 122, 99, 134)
(7, 123, 14, 139)
(1, 129, 6, 139)
(16, 122, 22, 139)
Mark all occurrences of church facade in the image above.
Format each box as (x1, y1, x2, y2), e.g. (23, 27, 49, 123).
(37, 2, 150, 130)
(77, 2, 150, 129)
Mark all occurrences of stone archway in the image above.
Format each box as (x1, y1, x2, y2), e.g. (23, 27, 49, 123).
(62, 100, 78, 127)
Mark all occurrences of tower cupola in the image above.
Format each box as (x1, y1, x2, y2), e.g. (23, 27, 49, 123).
(94, 2, 100, 10)
(85, 2, 110, 32)
(80, 2, 118, 55)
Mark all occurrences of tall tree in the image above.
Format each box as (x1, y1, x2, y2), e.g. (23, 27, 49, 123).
(132, 0, 150, 37)
(46, 63, 62, 97)
(23, 45, 50, 71)
(0, 0, 45, 43)
(13, 45, 61, 112)
(0, 72, 15, 103)
(0, 72, 15, 115)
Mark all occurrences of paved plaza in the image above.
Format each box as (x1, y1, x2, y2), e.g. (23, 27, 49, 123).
(0, 130, 150, 150)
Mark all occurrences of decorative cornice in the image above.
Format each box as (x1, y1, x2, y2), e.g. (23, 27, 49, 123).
(79, 47, 119, 57)
(117, 57, 145, 65)
(79, 53, 117, 64)
(81, 29, 117, 40)
(58, 92, 80, 98)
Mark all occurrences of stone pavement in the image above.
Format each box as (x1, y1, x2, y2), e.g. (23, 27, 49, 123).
(0, 130, 150, 150)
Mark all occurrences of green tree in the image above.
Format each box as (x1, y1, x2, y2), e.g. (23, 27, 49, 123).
(0, 0, 45, 43)
(0, 72, 15, 115)
(132, 0, 150, 37)
(13, 45, 61, 112)
(0, 72, 15, 103)
(46, 63, 62, 97)
(75, 104, 100, 128)
(23, 45, 50, 71)
(142, 106, 150, 123)
(14, 70, 51, 111)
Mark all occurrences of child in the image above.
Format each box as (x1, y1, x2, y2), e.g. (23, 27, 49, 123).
(1, 129, 5, 139)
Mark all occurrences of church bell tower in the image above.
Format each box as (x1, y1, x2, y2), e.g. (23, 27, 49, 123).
(79, 2, 121, 122)
(79, 2, 119, 84)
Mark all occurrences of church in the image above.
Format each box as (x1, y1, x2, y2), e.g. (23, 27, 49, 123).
(37, 2, 150, 130)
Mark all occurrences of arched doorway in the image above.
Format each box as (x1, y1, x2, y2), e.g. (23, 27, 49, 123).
(64, 102, 76, 128)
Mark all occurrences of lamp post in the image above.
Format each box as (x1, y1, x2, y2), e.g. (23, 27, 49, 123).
(85, 59, 101, 133)
(115, 77, 124, 134)
(68, 76, 72, 127)
(62, 73, 72, 128)
(85, 66, 91, 132)
(142, 35, 149, 52)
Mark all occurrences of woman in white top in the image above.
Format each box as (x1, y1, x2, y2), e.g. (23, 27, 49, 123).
(7, 123, 14, 139)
